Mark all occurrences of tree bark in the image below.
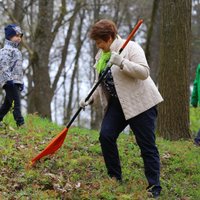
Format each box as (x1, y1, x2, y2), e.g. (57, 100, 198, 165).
(158, 0, 191, 140)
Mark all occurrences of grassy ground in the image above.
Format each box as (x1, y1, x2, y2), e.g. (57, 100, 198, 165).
(0, 110, 199, 200)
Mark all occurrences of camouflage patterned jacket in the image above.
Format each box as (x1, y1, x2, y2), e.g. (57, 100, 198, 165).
(0, 39, 23, 88)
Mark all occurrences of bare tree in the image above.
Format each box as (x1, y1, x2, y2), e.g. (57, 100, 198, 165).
(145, 0, 160, 83)
(64, 9, 87, 124)
(158, 0, 191, 140)
(28, 0, 54, 118)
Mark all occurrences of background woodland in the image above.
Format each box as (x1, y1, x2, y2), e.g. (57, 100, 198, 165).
(0, 0, 199, 140)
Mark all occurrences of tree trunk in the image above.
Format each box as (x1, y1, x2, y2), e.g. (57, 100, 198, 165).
(145, 0, 160, 83)
(28, 0, 54, 119)
(158, 0, 191, 140)
(13, 0, 24, 23)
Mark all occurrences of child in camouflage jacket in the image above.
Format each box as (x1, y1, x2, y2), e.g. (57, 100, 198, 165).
(0, 24, 24, 127)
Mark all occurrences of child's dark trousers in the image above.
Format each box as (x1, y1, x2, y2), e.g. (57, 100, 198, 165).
(0, 83, 24, 126)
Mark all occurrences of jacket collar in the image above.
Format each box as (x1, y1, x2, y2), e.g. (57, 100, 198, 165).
(5, 39, 19, 48)
(110, 35, 123, 52)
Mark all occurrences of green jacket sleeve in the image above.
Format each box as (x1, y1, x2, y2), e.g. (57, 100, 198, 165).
(191, 64, 200, 107)
(191, 79, 198, 107)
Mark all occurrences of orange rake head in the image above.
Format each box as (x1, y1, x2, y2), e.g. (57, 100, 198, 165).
(29, 106, 83, 167)
(30, 127, 68, 166)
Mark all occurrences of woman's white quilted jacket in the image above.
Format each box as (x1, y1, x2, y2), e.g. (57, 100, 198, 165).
(92, 36, 163, 120)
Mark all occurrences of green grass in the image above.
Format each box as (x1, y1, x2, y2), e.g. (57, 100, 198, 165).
(0, 111, 199, 200)
(190, 107, 200, 136)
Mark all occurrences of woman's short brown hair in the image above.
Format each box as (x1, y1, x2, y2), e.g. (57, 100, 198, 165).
(89, 19, 117, 42)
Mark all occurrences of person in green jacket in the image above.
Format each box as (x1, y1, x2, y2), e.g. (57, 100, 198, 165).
(191, 63, 200, 146)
